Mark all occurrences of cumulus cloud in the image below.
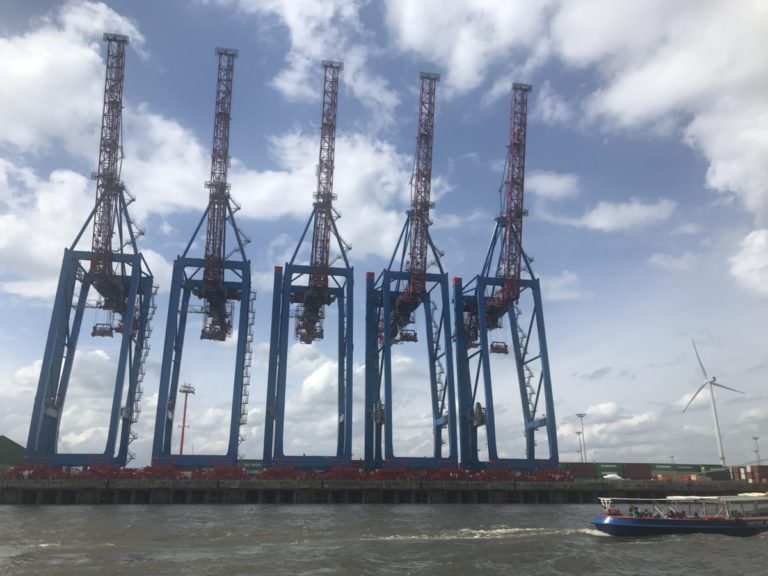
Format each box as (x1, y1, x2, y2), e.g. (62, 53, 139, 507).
(206, 0, 400, 129)
(541, 270, 587, 301)
(384, 0, 768, 284)
(532, 80, 573, 125)
(384, 0, 553, 96)
(730, 229, 768, 297)
(0, 3, 420, 297)
(648, 251, 698, 273)
(232, 130, 414, 258)
(527, 170, 579, 201)
(546, 198, 675, 232)
(0, 162, 93, 296)
(0, 1, 144, 156)
(0, 156, 174, 298)
(672, 223, 703, 236)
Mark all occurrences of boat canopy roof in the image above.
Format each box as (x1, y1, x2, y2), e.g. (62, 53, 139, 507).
(600, 493, 768, 505)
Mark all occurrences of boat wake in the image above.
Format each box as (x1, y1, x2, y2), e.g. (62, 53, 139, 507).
(367, 526, 607, 541)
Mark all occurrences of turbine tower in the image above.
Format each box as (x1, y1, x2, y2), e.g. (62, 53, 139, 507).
(262, 61, 354, 469)
(684, 340, 744, 467)
(26, 34, 156, 467)
(453, 83, 559, 470)
(152, 48, 254, 467)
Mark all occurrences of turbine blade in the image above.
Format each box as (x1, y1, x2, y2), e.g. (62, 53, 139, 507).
(692, 339, 709, 380)
(712, 382, 745, 395)
(683, 383, 707, 413)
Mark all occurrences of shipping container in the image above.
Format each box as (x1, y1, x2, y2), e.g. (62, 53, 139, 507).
(596, 463, 624, 477)
(623, 463, 652, 480)
(561, 462, 598, 479)
(704, 468, 732, 481)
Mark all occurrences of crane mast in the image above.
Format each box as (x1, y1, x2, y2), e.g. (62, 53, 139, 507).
(295, 61, 342, 344)
(90, 33, 128, 311)
(486, 83, 530, 324)
(394, 72, 439, 333)
(201, 48, 237, 341)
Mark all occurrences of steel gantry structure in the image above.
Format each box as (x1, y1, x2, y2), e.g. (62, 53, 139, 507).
(263, 61, 353, 468)
(364, 73, 458, 469)
(26, 34, 157, 467)
(152, 48, 255, 467)
(453, 83, 558, 470)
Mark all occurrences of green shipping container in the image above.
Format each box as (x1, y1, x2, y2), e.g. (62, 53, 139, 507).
(596, 463, 624, 477)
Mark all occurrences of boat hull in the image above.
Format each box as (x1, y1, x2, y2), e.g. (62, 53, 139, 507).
(591, 515, 768, 537)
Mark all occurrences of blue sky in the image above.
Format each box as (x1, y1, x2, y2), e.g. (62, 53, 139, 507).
(0, 0, 767, 466)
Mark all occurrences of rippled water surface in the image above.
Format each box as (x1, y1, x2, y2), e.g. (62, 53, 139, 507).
(0, 505, 765, 575)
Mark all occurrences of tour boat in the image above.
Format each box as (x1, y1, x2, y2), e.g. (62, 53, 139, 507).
(591, 494, 768, 537)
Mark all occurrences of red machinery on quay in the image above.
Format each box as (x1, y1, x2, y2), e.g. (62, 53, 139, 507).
(1, 464, 572, 483)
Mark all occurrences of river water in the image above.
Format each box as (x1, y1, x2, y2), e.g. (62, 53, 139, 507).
(0, 505, 764, 575)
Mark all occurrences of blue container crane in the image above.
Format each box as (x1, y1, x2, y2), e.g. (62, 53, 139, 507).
(262, 61, 354, 469)
(364, 73, 458, 469)
(151, 48, 254, 468)
(26, 34, 156, 467)
(453, 84, 559, 470)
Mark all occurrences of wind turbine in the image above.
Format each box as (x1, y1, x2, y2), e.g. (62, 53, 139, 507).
(683, 340, 744, 467)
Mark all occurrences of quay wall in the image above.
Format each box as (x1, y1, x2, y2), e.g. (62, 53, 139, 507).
(0, 479, 754, 505)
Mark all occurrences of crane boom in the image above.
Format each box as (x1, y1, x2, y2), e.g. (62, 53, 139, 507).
(391, 73, 439, 334)
(488, 83, 530, 317)
(91, 33, 128, 311)
(201, 48, 237, 341)
(295, 61, 342, 344)
(406, 72, 439, 302)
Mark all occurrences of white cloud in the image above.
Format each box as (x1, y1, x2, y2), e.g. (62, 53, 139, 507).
(0, 2, 193, 298)
(0, 3, 412, 298)
(208, 0, 400, 128)
(676, 389, 709, 413)
(648, 251, 697, 273)
(232, 130, 413, 258)
(547, 198, 675, 232)
(730, 229, 768, 297)
(532, 80, 573, 125)
(432, 209, 489, 230)
(586, 401, 620, 421)
(541, 270, 586, 301)
(527, 170, 579, 201)
(0, 163, 93, 296)
(385, 1, 768, 277)
(672, 223, 703, 236)
(0, 1, 144, 156)
(549, 0, 768, 262)
(0, 156, 173, 298)
(384, 0, 553, 96)
(121, 106, 209, 218)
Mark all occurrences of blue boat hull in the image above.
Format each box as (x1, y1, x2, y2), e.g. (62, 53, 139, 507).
(591, 515, 768, 537)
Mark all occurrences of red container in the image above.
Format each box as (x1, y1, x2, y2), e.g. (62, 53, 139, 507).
(623, 463, 652, 480)
(562, 462, 598, 479)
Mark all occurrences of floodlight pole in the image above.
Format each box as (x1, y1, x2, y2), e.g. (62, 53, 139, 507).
(178, 383, 195, 456)
(753, 436, 761, 465)
(576, 413, 587, 462)
(576, 430, 584, 463)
